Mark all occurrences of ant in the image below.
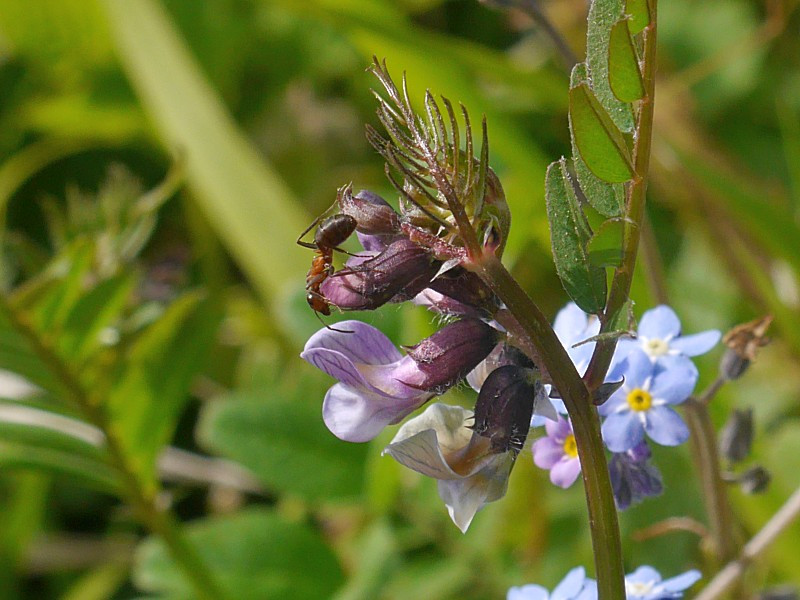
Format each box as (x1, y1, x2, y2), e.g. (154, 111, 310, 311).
(297, 212, 358, 320)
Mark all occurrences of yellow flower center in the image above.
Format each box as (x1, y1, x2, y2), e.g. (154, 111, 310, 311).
(563, 434, 578, 458)
(643, 338, 669, 356)
(627, 388, 652, 412)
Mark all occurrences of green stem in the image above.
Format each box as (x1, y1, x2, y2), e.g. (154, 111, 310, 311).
(474, 254, 626, 599)
(585, 1, 659, 391)
(0, 299, 227, 600)
(684, 398, 739, 565)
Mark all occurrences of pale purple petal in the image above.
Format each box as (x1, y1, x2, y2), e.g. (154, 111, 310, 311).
(545, 416, 572, 441)
(612, 338, 638, 365)
(553, 303, 589, 347)
(602, 412, 644, 452)
(552, 567, 587, 600)
(302, 320, 402, 365)
(302, 347, 373, 390)
(671, 330, 721, 356)
(533, 437, 564, 469)
(576, 580, 598, 600)
(322, 383, 428, 442)
(383, 427, 460, 479)
(644, 406, 689, 446)
(649, 356, 698, 404)
(660, 570, 702, 592)
(507, 585, 549, 600)
(638, 305, 681, 339)
(550, 457, 582, 488)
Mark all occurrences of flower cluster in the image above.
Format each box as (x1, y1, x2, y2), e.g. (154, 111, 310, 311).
(508, 566, 701, 600)
(532, 303, 719, 509)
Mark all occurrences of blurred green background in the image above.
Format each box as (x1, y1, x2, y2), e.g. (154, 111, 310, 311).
(0, 0, 799, 598)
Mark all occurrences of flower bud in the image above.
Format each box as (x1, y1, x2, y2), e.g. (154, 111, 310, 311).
(406, 318, 501, 394)
(337, 185, 400, 236)
(608, 441, 663, 510)
(718, 408, 754, 463)
(719, 315, 772, 381)
(320, 238, 439, 310)
(472, 365, 539, 453)
(739, 465, 771, 494)
(428, 267, 499, 315)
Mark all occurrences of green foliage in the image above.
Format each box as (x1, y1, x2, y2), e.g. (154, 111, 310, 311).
(0, 0, 798, 596)
(545, 158, 607, 314)
(134, 508, 345, 600)
(197, 374, 368, 502)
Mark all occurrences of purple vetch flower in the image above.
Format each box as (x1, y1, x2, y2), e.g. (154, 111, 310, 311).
(624, 566, 701, 600)
(599, 350, 697, 453)
(608, 441, 663, 510)
(507, 567, 598, 600)
(382, 403, 516, 532)
(320, 237, 440, 310)
(301, 319, 499, 442)
(617, 305, 720, 366)
(532, 416, 582, 488)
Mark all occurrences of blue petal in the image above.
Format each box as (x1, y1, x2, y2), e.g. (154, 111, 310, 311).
(602, 412, 644, 452)
(638, 306, 681, 339)
(626, 566, 661, 585)
(650, 356, 698, 404)
(670, 330, 721, 356)
(644, 406, 690, 446)
(553, 303, 590, 348)
(660, 570, 702, 592)
(621, 350, 655, 390)
(552, 567, 586, 600)
(507, 585, 549, 600)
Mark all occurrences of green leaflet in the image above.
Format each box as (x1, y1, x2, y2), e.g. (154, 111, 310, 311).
(134, 508, 344, 599)
(545, 159, 607, 314)
(197, 383, 367, 502)
(569, 63, 625, 217)
(588, 218, 626, 267)
(608, 19, 645, 102)
(569, 83, 634, 183)
(587, 0, 635, 132)
(626, 0, 651, 34)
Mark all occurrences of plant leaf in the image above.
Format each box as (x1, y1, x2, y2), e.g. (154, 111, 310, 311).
(134, 508, 344, 600)
(545, 159, 607, 314)
(197, 380, 367, 501)
(103, 0, 309, 305)
(569, 83, 634, 183)
(608, 19, 645, 102)
(626, 0, 650, 34)
(587, 0, 634, 132)
(588, 218, 626, 267)
(569, 64, 625, 217)
(107, 292, 221, 488)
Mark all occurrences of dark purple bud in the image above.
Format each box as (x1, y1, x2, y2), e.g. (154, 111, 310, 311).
(719, 408, 754, 463)
(321, 238, 439, 310)
(337, 185, 400, 236)
(472, 365, 539, 453)
(739, 465, 770, 494)
(406, 318, 501, 394)
(608, 441, 663, 510)
(427, 267, 499, 315)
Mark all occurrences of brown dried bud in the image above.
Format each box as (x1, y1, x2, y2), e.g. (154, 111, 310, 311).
(720, 315, 773, 380)
(472, 365, 539, 453)
(739, 465, 771, 494)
